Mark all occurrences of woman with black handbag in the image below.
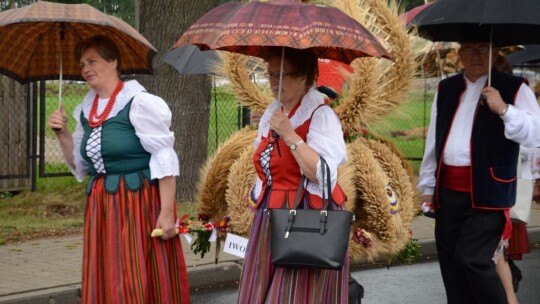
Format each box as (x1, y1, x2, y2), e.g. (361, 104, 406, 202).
(237, 47, 349, 304)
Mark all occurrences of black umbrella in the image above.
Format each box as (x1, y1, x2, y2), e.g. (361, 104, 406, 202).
(162, 45, 266, 75)
(409, 0, 540, 85)
(507, 45, 540, 66)
(409, 0, 540, 47)
(162, 45, 221, 75)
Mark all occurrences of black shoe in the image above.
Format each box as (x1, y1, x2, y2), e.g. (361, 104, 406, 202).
(349, 276, 364, 304)
(508, 259, 523, 292)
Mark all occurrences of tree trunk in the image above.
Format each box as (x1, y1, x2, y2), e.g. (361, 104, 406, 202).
(137, 0, 220, 201)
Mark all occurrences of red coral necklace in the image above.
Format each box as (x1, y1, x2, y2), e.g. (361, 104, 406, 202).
(88, 81, 124, 128)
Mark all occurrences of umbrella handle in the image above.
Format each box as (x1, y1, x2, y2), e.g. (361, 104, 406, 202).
(58, 22, 65, 110)
(58, 40, 63, 110)
(488, 26, 493, 87)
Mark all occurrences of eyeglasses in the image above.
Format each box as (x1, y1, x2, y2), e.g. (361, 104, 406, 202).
(263, 71, 298, 80)
(461, 46, 490, 56)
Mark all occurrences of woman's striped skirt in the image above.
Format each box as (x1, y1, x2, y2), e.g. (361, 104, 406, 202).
(237, 196, 349, 304)
(82, 177, 190, 303)
(506, 222, 530, 260)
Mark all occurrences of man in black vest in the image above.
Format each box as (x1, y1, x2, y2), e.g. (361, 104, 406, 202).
(418, 41, 540, 304)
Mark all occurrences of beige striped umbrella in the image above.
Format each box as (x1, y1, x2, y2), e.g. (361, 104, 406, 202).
(0, 1, 157, 84)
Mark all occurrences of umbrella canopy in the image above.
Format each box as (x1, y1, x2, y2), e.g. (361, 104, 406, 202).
(409, 0, 540, 47)
(161, 46, 266, 75)
(400, 2, 432, 26)
(0, 1, 157, 84)
(162, 45, 221, 75)
(507, 45, 540, 66)
(172, 0, 390, 64)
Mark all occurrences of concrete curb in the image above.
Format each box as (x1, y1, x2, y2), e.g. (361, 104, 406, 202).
(1, 228, 539, 304)
(0, 262, 244, 304)
(0, 285, 81, 304)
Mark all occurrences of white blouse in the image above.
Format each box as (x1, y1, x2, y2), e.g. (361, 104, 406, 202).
(253, 87, 347, 199)
(70, 80, 179, 182)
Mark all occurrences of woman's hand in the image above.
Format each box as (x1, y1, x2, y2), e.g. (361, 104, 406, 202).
(269, 110, 295, 140)
(48, 106, 68, 135)
(155, 208, 177, 240)
(155, 176, 177, 240)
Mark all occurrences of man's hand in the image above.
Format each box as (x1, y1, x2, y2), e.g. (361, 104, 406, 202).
(482, 87, 508, 116)
(533, 179, 540, 204)
(420, 194, 433, 207)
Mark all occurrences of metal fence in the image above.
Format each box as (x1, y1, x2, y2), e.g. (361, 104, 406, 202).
(207, 83, 431, 166)
(0, 76, 32, 191)
(0, 79, 86, 191)
(0, 79, 431, 192)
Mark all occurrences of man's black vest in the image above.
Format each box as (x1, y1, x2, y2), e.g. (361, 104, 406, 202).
(434, 69, 526, 209)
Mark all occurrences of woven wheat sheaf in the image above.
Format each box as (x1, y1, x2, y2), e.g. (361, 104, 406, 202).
(195, 0, 419, 263)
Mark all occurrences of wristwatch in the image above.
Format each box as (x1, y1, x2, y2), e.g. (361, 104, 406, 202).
(289, 139, 305, 151)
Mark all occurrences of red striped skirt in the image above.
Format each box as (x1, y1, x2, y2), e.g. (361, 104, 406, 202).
(506, 222, 530, 260)
(82, 177, 190, 303)
(237, 194, 349, 304)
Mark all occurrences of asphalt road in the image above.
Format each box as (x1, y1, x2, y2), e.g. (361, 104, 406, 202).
(190, 248, 540, 304)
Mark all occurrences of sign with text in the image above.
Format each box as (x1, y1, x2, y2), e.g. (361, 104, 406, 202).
(223, 233, 249, 259)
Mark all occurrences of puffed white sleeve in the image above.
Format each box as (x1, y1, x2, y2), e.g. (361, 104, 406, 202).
(71, 104, 89, 182)
(129, 93, 179, 179)
(306, 106, 347, 191)
(417, 92, 439, 195)
(502, 83, 540, 147)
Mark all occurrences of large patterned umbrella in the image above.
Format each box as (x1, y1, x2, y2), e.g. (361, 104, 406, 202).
(171, 0, 390, 64)
(0, 1, 157, 84)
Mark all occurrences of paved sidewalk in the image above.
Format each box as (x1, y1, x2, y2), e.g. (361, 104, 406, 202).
(1, 205, 540, 303)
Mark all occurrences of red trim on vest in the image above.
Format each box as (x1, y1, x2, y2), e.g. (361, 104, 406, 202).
(435, 81, 467, 208)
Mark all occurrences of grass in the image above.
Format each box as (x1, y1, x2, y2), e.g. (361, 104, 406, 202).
(0, 177, 86, 245)
(42, 82, 85, 137)
(1, 83, 435, 245)
(0, 175, 200, 245)
(369, 91, 434, 173)
(208, 86, 248, 155)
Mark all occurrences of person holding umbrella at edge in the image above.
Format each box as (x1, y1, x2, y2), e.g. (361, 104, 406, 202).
(48, 35, 191, 303)
(417, 30, 540, 304)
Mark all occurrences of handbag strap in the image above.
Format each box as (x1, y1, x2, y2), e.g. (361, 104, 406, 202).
(321, 157, 332, 210)
(291, 156, 333, 210)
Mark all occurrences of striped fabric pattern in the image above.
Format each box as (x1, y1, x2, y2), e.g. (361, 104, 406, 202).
(173, 1, 391, 64)
(82, 177, 190, 303)
(506, 222, 530, 260)
(237, 198, 348, 304)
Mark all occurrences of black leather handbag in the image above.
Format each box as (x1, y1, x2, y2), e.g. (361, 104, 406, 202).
(269, 157, 353, 270)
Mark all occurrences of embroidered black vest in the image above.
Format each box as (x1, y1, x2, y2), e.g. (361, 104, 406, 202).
(434, 69, 526, 209)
